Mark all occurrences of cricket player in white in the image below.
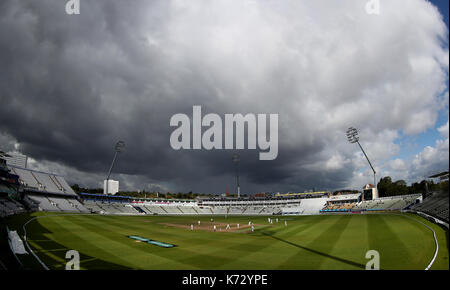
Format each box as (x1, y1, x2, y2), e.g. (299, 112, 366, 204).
(251, 225, 254, 232)
(213, 225, 217, 232)
(191, 224, 194, 230)
(226, 224, 230, 230)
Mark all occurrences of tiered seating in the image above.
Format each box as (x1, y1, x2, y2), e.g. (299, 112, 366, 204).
(354, 200, 383, 210)
(22, 194, 39, 211)
(100, 203, 124, 214)
(48, 197, 75, 212)
(195, 207, 213, 214)
(141, 206, 154, 214)
(46, 197, 89, 213)
(10, 166, 76, 196)
(84, 201, 112, 214)
(26, 195, 89, 213)
(322, 202, 356, 211)
(34, 172, 61, 193)
(258, 207, 269, 214)
(228, 207, 244, 215)
(245, 207, 264, 215)
(143, 205, 166, 214)
(70, 199, 90, 213)
(211, 206, 228, 215)
(411, 191, 449, 222)
(13, 168, 41, 189)
(120, 205, 139, 214)
(353, 194, 420, 211)
(245, 207, 257, 214)
(53, 175, 77, 195)
(133, 205, 151, 214)
(28, 195, 60, 211)
(0, 197, 26, 217)
(84, 202, 104, 213)
(163, 206, 183, 214)
(179, 206, 197, 214)
(272, 207, 283, 215)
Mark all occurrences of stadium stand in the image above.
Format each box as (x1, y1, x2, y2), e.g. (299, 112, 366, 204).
(410, 191, 449, 222)
(27, 195, 59, 211)
(322, 202, 356, 211)
(196, 207, 214, 214)
(1, 152, 443, 220)
(23, 194, 89, 213)
(22, 194, 39, 211)
(144, 205, 167, 215)
(352, 194, 421, 211)
(211, 206, 228, 215)
(0, 196, 26, 217)
(72, 194, 335, 216)
(0, 156, 26, 217)
(2, 162, 89, 215)
(9, 166, 76, 196)
(179, 206, 197, 214)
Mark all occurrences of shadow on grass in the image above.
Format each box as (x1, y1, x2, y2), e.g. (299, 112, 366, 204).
(259, 230, 368, 270)
(11, 214, 132, 270)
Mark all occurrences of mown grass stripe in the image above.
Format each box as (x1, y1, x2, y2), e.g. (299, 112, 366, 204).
(47, 215, 137, 269)
(66, 215, 197, 269)
(324, 214, 369, 269)
(15, 212, 447, 270)
(272, 215, 363, 269)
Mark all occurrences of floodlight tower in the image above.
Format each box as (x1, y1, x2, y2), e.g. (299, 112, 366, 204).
(105, 140, 125, 195)
(232, 153, 240, 198)
(346, 127, 377, 190)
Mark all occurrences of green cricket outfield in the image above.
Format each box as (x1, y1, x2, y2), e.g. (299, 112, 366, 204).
(3, 212, 448, 270)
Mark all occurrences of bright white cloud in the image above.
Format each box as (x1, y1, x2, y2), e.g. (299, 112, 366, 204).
(438, 120, 449, 139)
(377, 117, 449, 184)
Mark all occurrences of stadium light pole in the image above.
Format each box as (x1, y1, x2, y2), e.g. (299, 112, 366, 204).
(346, 127, 377, 190)
(105, 140, 125, 195)
(232, 153, 240, 198)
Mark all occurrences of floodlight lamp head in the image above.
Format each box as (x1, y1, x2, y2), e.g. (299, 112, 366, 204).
(346, 127, 359, 144)
(115, 140, 125, 152)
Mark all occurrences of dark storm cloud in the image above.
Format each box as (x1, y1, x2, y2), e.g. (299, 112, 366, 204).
(0, 0, 448, 193)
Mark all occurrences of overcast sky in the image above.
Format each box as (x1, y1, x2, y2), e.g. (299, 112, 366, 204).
(0, 0, 448, 194)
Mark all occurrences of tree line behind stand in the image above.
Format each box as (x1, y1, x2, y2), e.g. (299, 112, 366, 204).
(71, 177, 448, 201)
(376, 176, 448, 198)
(70, 184, 210, 199)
